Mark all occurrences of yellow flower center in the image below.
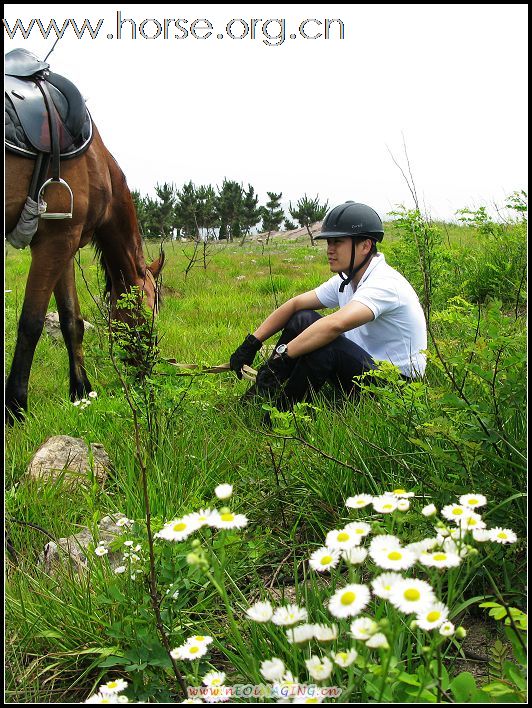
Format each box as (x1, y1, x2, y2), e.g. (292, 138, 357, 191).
(173, 522, 187, 531)
(220, 513, 234, 522)
(106, 682, 118, 689)
(388, 551, 402, 561)
(337, 652, 347, 661)
(466, 518, 477, 526)
(497, 532, 507, 539)
(337, 532, 349, 542)
(383, 504, 394, 510)
(341, 591, 356, 605)
(194, 636, 205, 641)
(427, 611, 441, 622)
(393, 488, 406, 494)
(355, 528, 364, 534)
(321, 555, 333, 565)
(452, 508, 464, 515)
(468, 498, 478, 505)
(190, 646, 199, 654)
(433, 553, 447, 561)
(404, 588, 421, 602)
(212, 679, 221, 686)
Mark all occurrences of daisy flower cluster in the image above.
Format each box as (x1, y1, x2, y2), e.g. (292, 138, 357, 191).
(170, 634, 213, 661)
(73, 391, 98, 410)
(85, 678, 129, 704)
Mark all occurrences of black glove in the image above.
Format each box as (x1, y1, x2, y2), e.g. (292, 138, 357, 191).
(229, 334, 262, 379)
(255, 352, 294, 392)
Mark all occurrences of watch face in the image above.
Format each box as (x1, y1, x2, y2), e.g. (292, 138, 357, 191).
(276, 344, 288, 355)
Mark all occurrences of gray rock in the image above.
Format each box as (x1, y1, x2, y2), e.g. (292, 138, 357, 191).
(38, 514, 131, 576)
(26, 435, 110, 488)
(44, 311, 94, 340)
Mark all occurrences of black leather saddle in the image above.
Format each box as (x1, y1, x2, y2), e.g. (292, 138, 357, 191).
(5, 48, 92, 158)
(5, 48, 94, 218)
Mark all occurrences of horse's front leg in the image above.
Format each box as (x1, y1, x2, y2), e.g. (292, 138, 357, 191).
(54, 257, 92, 402)
(5, 237, 79, 424)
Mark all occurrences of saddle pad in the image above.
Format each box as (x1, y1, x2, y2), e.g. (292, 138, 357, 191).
(5, 77, 93, 158)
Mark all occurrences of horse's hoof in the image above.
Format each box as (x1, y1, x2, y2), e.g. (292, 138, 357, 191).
(5, 402, 26, 426)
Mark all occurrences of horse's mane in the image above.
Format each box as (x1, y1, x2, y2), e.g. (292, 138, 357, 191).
(92, 240, 112, 301)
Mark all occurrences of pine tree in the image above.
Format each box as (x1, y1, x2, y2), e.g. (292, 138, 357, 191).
(240, 185, 262, 245)
(261, 192, 284, 244)
(289, 194, 329, 246)
(216, 180, 244, 241)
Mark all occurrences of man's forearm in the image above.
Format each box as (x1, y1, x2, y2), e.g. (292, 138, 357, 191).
(285, 316, 344, 358)
(253, 298, 299, 343)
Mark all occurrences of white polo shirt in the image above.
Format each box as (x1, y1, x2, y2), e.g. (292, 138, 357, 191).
(314, 253, 427, 378)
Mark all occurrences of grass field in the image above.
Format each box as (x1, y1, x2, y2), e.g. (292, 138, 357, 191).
(4, 215, 527, 703)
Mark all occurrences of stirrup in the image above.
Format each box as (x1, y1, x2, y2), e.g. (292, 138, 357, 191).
(37, 177, 73, 219)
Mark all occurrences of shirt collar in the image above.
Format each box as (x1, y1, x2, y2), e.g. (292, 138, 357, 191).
(359, 252, 386, 284)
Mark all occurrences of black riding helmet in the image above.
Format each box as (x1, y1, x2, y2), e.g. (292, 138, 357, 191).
(315, 201, 384, 292)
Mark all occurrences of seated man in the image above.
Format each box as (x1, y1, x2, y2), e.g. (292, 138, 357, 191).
(229, 201, 427, 408)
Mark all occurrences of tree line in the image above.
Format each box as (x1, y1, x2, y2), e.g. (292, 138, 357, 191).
(131, 180, 329, 245)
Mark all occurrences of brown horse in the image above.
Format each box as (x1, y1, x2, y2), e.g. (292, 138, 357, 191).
(5, 125, 164, 422)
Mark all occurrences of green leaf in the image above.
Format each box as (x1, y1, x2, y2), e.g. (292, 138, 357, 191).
(450, 672, 480, 702)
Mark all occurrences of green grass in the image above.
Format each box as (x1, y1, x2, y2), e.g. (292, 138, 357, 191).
(4, 220, 527, 702)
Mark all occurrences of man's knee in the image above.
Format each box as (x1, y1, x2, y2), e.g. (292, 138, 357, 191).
(286, 309, 322, 335)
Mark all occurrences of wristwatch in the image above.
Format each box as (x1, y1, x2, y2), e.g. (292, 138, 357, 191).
(273, 343, 291, 361)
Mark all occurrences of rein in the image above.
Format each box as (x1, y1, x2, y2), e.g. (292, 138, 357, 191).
(165, 361, 257, 382)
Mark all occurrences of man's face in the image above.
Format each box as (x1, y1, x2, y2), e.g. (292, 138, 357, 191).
(326, 237, 372, 273)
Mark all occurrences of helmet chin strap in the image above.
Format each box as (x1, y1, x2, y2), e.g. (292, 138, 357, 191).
(338, 239, 374, 293)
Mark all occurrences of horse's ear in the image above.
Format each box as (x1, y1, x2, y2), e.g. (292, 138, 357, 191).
(147, 252, 165, 279)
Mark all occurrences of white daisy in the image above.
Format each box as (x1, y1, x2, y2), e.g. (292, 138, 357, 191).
(372, 496, 398, 514)
(459, 493, 487, 509)
(100, 679, 128, 695)
(344, 521, 372, 538)
(365, 632, 389, 649)
(85, 693, 120, 704)
(95, 546, 108, 557)
(345, 494, 373, 509)
(368, 535, 402, 555)
(187, 635, 213, 647)
(312, 623, 338, 642)
(114, 566, 127, 574)
(156, 517, 201, 542)
(405, 538, 439, 558)
(305, 655, 333, 681)
(419, 550, 462, 569)
(328, 583, 370, 619)
(472, 528, 491, 542)
(170, 642, 209, 660)
(342, 547, 368, 565)
(214, 484, 233, 500)
(260, 658, 285, 682)
(397, 499, 411, 511)
(331, 648, 358, 667)
(350, 617, 378, 640)
(443, 537, 469, 558)
(208, 511, 248, 530)
(186, 509, 215, 528)
(441, 504, 471, 523)
(389, 578, 435, 614)
(88, 390, 98, 399)
(202, 671, 226, 687)
(371, 572, 403, 600)
(246, 600, 273, 622)
(421, 504, 437, 517)
(439, 621, 455, 637)
(390, 488, 415, 498)
(115, 517, 132, 527)
(459, 512, 486, 531)
(416, 602, 449, 631)
(371, 546, 416, 571)
(325, 528, 361, 550)
(489, 528, 517, 544)
(286, 623, 315, 644)
(309, 547, 341, 572)
(271, 604, 308, 626)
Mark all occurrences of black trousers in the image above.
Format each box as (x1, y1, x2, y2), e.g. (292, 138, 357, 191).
(270, 309, 378, 406)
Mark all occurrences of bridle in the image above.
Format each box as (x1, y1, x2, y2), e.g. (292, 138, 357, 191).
(144, 268, 160, 315)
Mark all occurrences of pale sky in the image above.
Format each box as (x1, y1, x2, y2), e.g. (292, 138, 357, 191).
(4, 4, 528, 221)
